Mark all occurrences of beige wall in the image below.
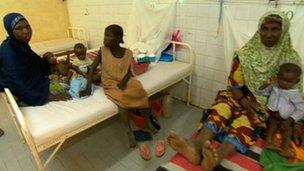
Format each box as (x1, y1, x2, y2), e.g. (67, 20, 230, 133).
(0, 0, 70, 43)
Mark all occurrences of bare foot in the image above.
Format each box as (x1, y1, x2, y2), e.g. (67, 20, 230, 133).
(201, 140, 218, 171)
(167, 131, 201, 164)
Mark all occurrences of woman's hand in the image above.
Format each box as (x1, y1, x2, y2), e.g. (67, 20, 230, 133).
(238, 96, 258, 111)
(233, 88, 260, 122)
(246, 106, 259, 121)
(248, 101, 260, 112)
(293, 122, 304, 146)
(233, 88, 260, 112)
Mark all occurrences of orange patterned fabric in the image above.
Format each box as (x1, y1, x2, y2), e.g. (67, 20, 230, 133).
(228, 57, 244, 88)
(204, 56, 269, 148)
(207, 90, 264, 148)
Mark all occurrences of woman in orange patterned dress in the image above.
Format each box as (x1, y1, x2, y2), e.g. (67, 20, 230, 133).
(167, 11, 303, 171)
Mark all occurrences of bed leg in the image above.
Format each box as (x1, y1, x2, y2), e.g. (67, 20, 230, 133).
(12, 115, 26, 143)
(119, 108, 137, 148)
(2, 94, 26, 143)
(187, 74, 192, 106)
(44, 140, 65, 167)
(162, 89, 172, 118)
(28, 146, 45, 171)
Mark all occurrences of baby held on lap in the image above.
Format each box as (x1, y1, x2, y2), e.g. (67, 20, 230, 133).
(43, 52, 90, 99)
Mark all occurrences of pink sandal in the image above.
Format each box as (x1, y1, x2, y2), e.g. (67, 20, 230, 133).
(139, 143, 151, 160)
(155, 140, 165, 157)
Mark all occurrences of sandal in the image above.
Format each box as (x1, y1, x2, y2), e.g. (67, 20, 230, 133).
(149, 110, 161, 130)
(155, 140, 165, 157)
(139, 143, 151, 160)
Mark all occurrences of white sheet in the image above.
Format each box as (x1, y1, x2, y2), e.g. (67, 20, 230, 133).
(138, 61, 192, 96)
(21, 87, 118, 147)
(30, 38, 86, 56)
(21, 61, 192, 147)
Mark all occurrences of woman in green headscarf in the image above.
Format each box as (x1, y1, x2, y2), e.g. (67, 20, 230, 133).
(166, 11, 303, 170)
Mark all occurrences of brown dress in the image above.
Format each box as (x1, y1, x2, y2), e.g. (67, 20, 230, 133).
(101, 46, 149, 109)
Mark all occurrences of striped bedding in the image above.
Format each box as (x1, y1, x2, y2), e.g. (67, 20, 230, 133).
(158, 138, 265, 171)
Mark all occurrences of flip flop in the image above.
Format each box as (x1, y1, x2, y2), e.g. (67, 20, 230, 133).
(139, 143, 151, 160)
(155, 140, 165, 157)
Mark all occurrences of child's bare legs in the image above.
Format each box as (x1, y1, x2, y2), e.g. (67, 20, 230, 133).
(279, 118, 294, 157)
(167, 128, 215, 164)
(119, 108, 136, 148)
(92, 71, 101, 84)
(265, 115, 281, 150)
(201, 140, 235, 171)
(139, 108, 158, 133)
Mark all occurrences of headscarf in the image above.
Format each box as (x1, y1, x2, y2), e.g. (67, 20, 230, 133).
(2, 13, 43, 65)
(236, 10, 302, 105)
(3, 12, 25, 38)
(0, 13, 50, 105)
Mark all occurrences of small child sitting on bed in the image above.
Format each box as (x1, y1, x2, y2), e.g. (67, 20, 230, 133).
(43, 52, 57, 73)
(72, 43, 92, 75)
(258, 63, 304, 158)
(72, 43, 101, 84)
(43, 52, 88, 98)
(62, 51, 89, 98)
(47, 52, 73, 95)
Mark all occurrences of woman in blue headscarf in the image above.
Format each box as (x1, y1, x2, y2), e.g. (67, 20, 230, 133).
(0, 13, 70, 106)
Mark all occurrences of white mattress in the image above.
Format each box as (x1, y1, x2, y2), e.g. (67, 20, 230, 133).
(137, 61, 192, 96)
(20, 61, 192, 147)
(30, 38, 86, 56)
(21, 87, 118, 147)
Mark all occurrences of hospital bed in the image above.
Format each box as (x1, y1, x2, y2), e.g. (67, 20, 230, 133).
(30, 27, 87, 56)
(2, 41, 195, 170)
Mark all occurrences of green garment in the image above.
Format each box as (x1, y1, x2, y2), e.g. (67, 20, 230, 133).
(49, 82, 67, 95)
(260, 149, 304, 171)
(236, 10, 302, 105)
(49, 74, 69, 95)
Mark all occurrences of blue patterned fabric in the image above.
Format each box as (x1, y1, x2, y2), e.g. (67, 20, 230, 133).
(69, 76, 87, 98)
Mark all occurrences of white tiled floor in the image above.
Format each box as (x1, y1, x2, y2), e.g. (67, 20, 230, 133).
(0, 95, 202, 171)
